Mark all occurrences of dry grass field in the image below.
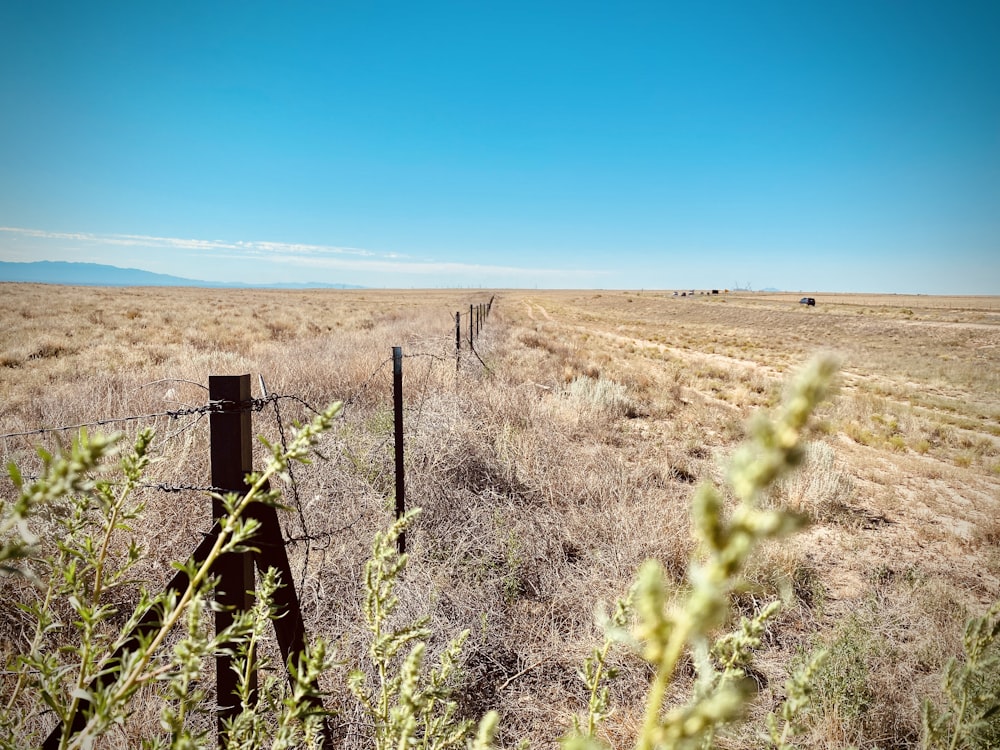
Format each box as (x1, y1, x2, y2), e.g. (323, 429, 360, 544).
(1, 283, 998, 748)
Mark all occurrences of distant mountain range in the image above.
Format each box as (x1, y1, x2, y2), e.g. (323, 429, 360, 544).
(0, 261, 363, 289)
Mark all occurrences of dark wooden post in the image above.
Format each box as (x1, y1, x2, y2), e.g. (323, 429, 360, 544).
(44, 375, 333, 750)
(392, 347, 406, 554)
(455, 311, 462, 375)
(468, 304, 474, 346)
(209, 374, 256, 736)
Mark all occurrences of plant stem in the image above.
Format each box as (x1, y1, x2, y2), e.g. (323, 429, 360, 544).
(4, 581, 55, 712)
(91, 484, 127, 604)
(636, 620, 692, 750)
(587, 642, 612, 737)
(947, 690, 968, 750)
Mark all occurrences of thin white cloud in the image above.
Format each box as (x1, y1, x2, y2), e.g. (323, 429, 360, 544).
(202, 249, 588, 277)
(0, 226, 603, 280)
(0, 226, 380, 257)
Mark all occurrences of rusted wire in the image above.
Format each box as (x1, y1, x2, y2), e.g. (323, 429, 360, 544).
(0, 397, 276, 441)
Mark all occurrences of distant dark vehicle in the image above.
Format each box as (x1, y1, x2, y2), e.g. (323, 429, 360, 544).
(799, 297, 816, 307)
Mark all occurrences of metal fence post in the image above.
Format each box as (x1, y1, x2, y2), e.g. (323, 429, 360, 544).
(392, 347, 406, 554)
(455, 311, 461, 352)
(209, 374, 256, 739)
(468, 304, 474, 347)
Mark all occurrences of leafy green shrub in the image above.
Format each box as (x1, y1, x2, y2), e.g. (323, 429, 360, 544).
(809, 612, 879, 732)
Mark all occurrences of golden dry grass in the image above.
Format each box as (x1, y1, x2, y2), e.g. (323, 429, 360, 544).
(1, 283, 998, 748)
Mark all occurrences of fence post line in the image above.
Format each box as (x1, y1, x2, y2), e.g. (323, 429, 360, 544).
(469, 304, 474, 347)
(392, 347, 406, 554)
(208, 374, 257, 739)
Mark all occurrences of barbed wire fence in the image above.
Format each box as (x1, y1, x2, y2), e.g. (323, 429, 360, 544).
(1, 296, 498, 748)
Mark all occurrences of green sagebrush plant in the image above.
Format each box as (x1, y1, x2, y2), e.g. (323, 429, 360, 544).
(565, 355, 840, 750)
(922, 602, 1000, 750)
(0, 429, 122, 579)
(347, 510, 498, 750)
(0, 401, 343, 750)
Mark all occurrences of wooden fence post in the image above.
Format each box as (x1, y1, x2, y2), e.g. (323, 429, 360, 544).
(209, 374, 256, 738)
(392, 347, 406, 554)
(44, 374, 334, 750)
(455, 311, 462, 376)
(468, 304, 474, 347)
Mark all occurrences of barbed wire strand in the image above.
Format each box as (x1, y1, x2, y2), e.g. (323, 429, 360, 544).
(159, 410, 209, 443)
(468, 339, 493, 373)
(9, 471, 222, 494)
(0, 397, 278, 442)
(284, 511, 367, 549)
(132, 378, 210, 393)
(270, 393, 324, 417)
(406, 351, 445, 438)
(141, 482, 222, 493)
(342, 357, 393, 408)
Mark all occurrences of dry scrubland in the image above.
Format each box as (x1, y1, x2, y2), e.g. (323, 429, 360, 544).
(1, 283, 998, 748)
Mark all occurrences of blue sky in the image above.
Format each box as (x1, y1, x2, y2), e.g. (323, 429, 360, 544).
(1, 2, 997, 292)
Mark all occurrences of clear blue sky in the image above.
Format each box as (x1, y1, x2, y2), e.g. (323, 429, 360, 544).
(1, 1, 998, 292)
